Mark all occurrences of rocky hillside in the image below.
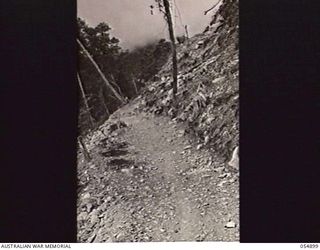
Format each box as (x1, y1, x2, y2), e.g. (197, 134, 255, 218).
(137, 0, 239, 161)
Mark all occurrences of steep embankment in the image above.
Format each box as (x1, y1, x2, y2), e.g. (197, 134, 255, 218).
(77, 0, 239, 243)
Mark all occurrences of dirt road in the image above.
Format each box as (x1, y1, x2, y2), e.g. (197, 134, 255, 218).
(77, 100, 239, 242)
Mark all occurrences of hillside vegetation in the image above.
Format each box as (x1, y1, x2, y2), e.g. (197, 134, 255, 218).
(138, 0, 239, 160)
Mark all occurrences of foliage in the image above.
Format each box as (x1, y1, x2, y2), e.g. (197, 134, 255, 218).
(77, 18, 171, 135)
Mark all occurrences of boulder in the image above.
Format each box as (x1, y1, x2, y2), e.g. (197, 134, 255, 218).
(228, 146, 239, 169)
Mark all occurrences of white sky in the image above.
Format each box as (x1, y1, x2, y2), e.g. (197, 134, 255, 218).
(77, 0, 217, 49)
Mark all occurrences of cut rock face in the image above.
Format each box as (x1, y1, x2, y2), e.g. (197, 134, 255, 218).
(228, 146, 239, 169)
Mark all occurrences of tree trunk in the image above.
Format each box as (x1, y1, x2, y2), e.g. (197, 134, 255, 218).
(163, 0, 178, 97)
(100, 88, 110, 117)
(77, 39, 126, 104)
(78, 136, 91, 161)
(131, 74, 138, 95)
(184, 25, 189, 39)
(109, 73, 126, 99)
(170, 0, 175, 31)
(77, 72, 95, 128)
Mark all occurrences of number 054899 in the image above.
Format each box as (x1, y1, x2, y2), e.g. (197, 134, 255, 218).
(300, 244, 319, 248)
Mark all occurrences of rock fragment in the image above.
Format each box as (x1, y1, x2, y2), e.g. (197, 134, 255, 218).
(225, 221, 236, 228)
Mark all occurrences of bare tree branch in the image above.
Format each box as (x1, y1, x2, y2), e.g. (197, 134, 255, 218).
(204, 0, 222, 15)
